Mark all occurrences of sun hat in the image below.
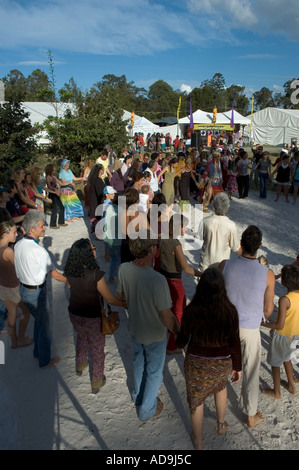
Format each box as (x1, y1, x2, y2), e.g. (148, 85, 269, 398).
(103, 186, 117, 195)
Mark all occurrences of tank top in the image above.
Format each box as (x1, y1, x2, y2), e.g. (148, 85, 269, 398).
(275, 292, 299, 338)
(276, 163, 290, 183)
(222, 256, 268, 329)
(0, 245, 19, 288)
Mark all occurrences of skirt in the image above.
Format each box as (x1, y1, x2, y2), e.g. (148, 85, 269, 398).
(60, 188, 84, 220)
(0, 284, 21, 304)
(184, 353, 232, 413)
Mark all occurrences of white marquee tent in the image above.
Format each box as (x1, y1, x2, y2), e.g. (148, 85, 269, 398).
(179, 108, 250, 127)
(244, 107, 299, 146)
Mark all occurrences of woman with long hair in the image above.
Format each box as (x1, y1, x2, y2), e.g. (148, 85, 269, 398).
(82, 158, 94, 210)
(64, 238, 124, 394)
(87, 163, 106, 230)
(58, 158, 84, 222)
(159, 213, 201, 354)
(176, 268, 242, 450)
(0, 221, 33, 348)
(45, 164, 68, 229)
(13, 167, 43, 214)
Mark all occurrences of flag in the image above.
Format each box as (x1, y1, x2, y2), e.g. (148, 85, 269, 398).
(250, 95, 254, 134)
(189, 97, 194, 129)
(212, 106, 217, 124)
(177, 96, 181, 121)
(230, 92, 235, 128)
(131, 111, 135, 126)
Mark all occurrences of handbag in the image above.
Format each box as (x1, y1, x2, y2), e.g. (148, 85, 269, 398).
(95, 272, 119, 335)
(101, 302, 119, 335)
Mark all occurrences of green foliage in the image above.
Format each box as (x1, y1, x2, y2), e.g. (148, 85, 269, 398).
(43, 84, 129, 168)
(0, 101, 39, 175)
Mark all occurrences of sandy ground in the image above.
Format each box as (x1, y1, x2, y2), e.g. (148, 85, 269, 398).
(0, 185, 299, 452)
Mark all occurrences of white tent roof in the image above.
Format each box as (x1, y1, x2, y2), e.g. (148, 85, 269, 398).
(244, 107, 299, 145)
(179, 108, 250, 125)
(21, 102, 76, 124)
(134, 116, 159, 127)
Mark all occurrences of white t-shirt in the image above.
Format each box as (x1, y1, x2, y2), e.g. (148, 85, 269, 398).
(149, 171, 159, 192)
(14, 238, 55, 285)
(198, 214, 240, 271)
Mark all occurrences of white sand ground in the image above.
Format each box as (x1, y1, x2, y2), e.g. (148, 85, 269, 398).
(0, 186, 298, 451)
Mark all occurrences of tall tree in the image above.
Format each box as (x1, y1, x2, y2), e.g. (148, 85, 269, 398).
(254, 87, 274, 110)
(0, 101, 39, 174)
(1, 69, 27, 102)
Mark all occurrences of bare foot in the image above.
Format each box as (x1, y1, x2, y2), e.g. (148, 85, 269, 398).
(66, 219, 74, 223)
(190, 431, 203, 450)
(0, 328, 8, 334)
(261, 387, 282, 400)
(217, 421, 229, 435)
(41, 357, 61, 368)
(281, 379, 297, 395)
(16, 337, 34, 348)
(247, 410, 264, 428)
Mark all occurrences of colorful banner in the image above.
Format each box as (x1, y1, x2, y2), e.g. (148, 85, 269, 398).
(250, 96, 254, 134)
(177, 96, 181, 121)
(230, 93, 235, 129)
(212, 106, 217, 124)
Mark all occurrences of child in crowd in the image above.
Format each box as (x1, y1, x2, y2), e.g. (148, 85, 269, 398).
(226, 165, 239, 199)
(258, 255, 269, 267)
(261, 265, 299, 399)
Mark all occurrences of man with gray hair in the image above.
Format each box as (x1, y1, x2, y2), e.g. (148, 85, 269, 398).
(198, 192, 241, 272)
(117, 230, 180, 421)
(14, 212, 67, 368)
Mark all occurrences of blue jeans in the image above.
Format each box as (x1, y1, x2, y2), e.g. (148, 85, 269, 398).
(131, 335, 167, 420)
(259, 172, 268, 198)
(104, 242, 121, 278)
(0, 299, 8, 331)
(20, 284, 51, 367)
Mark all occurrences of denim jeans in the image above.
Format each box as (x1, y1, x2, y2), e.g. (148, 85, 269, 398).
(259, 172, 268, 198)
(131, 335, 167, 420)
(20, 284, 51, 367)
(104, 242, 121, 278)
(0, 299, 7, 331)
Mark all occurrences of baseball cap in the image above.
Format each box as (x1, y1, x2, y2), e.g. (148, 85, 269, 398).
(0, 186, 10, 193)
(103, 186, 117, 195)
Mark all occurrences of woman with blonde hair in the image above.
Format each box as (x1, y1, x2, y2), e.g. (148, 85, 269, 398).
(0, 221, 33, 348)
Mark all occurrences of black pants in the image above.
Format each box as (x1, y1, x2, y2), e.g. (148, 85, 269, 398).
(50, 193, 65, 226)
(237, 175, 249, 198)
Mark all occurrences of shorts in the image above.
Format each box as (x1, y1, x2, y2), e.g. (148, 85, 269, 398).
(293, 180, 299, 187)
(267, 330, 299, 367)
(0, 284, 21, 304)
(276, 181, 289, 186)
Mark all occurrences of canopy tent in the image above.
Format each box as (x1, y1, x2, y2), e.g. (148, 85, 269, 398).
(179, 108, 250, 126)
(153, 116, 178, 126)
(244, 107, 299, 146)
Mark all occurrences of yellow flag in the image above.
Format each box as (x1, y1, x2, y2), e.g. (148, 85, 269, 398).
(212, 106, 217, 124)
(177, 96, 181, 120)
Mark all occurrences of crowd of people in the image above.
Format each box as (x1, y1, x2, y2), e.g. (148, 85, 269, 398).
(0, 137, 299, 451)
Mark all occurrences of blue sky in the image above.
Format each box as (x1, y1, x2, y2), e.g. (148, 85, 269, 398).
(0, 0, 299, 104)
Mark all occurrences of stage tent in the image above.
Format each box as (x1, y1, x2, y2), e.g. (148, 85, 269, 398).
(244, 107, 299, 146)
(179, 108, 250, 126)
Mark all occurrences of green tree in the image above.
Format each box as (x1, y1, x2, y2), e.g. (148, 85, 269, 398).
(0, 101, 39, 174)
(59, 77, 83, 103)
(1, 69, 27, 102)
(254, 87, 274, 110)
(43, 85, 128, 168)
(26, 69, 52, 101)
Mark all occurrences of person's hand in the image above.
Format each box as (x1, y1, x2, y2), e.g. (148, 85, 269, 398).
(231, 370, 241, 383)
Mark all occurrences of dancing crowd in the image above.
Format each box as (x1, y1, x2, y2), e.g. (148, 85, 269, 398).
(1, 137, 299, 450)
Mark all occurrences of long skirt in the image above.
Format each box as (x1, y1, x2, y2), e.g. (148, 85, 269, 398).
(60, 188, 84, 220)
(184, 354, 232, 413)
(69, 313, 105, 382)
(166, 278, 186, 351)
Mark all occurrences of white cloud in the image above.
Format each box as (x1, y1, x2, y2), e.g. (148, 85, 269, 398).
(180, 84, 192, 94)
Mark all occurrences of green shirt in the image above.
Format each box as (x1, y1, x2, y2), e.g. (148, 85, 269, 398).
(117, 263, 172, 344)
